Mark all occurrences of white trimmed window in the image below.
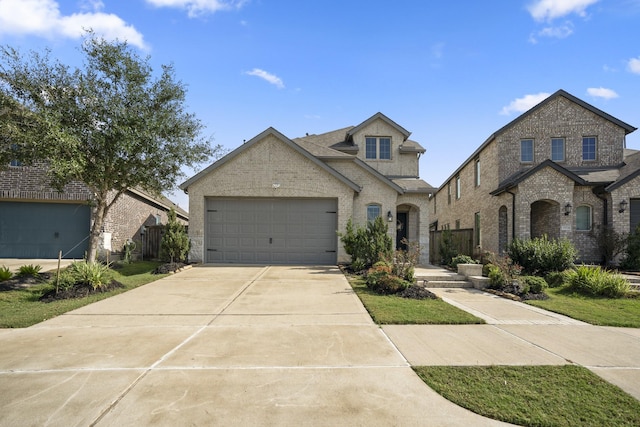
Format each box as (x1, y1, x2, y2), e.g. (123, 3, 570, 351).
(576, 205, 592, 231)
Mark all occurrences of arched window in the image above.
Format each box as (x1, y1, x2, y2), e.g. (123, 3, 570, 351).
(367, 204, 381, 222)
(576, 205, 592, 231)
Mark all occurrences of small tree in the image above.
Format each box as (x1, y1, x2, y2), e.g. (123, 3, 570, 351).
(621, 224, 640, 271)
(160, 208, 189, 263)
(339, 217, 393, 271)
(0, 32, 221, 262)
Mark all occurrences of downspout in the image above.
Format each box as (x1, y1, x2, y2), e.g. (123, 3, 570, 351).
(506, 189, 516, 243)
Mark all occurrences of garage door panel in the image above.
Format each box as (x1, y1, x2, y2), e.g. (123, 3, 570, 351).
(0, 202, 89, 258)
(205, 198, 337, 264)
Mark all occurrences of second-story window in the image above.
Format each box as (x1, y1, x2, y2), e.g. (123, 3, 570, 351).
(365, 137, 391, 160)
(551, 138, 565, 162)
(521, 139, 534, 163)
(474, 158, 481, 187)
(582, 137, 597, 161)
(455, 175, 461, 199)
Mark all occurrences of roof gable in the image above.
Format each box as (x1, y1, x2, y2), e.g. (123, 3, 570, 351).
(491, 159, 587, 195)
(346, 112, 411, 142)
(437, 89, 636, 190)
(179, 127, 361, 193)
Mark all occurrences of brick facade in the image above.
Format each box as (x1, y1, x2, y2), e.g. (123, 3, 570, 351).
(0, 162, 187, 259)
(430, 90, 637, 264)
(182, 115, 433, 265)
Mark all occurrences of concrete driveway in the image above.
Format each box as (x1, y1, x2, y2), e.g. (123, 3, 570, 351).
(0, 266, 510, 427)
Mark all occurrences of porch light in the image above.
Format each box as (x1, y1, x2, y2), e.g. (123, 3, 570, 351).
(564, 203, 572, 216)
(387, 211, 393, 222)
(619, 199, 628, 213)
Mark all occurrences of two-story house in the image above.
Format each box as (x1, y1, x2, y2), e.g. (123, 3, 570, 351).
(430, 89, 638, 263)
(180, 113, 435, 265)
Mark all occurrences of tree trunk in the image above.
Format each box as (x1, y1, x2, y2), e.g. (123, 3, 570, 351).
(87, 198, 107, 263)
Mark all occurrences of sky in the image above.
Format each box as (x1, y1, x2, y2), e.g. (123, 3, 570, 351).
(1, 0, 639, 211)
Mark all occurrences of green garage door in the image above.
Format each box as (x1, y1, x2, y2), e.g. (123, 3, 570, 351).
(206, 198, 338, 264)
(0, 202, 90, 258)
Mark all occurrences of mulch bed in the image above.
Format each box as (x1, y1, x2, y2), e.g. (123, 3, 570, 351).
(398, 284, 439, 300)
(39, 280, 125, 302)
(152, 262, 187, 274)
(0, 273, 52, 291)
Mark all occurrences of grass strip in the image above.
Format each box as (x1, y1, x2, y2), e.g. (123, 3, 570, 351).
(347, 276, 484, 324)
(0, 261, 166, 328)
(527, 286, 640, 327)
(414, 365, 640, 427)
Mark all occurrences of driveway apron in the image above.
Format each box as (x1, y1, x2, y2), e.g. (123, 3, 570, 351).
(0, 266, 510, 426)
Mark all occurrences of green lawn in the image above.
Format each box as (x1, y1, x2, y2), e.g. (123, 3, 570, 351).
(527, 286, 640, 327)
(414, 365, 640, 427)
(0, 261, 167, 328)
(347, 276, 484, 324)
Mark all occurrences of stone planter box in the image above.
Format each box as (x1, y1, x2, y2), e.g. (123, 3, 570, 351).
(457, 263, 483, 278)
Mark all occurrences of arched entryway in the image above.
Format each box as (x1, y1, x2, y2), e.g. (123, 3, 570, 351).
(396, 204, 419, 250)
(530, 200, 560, 240)
(498, 205, 508, 254)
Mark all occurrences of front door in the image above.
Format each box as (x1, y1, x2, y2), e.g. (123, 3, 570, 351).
(396, 212, 408, 250)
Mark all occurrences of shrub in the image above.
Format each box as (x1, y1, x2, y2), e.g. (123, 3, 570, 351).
(507, 236, 576, 276)
(365, 263, 410, 295)
(340, 217, 393, 271)
(520, 275, 548, 294)
(567, 265, 630, 298)
(439, 229, 457, 266)
(450, 255, 477, 270)
(0, 266, 12, 281)
(621, 224, 640, 270)
(161, 208, 190, 263)
(123, 240, 136, 264)
(487, 265, 508, 289)
(67, 261, 113, 291)
(17, 264, 41, 277)
(545, 271, 570, 288)
(592, 225, 627, 266)
(379, 238, 421, 282)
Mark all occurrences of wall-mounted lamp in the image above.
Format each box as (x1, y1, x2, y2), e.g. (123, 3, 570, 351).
(564, 203, 572, 216)
(619, 199, 628, 213)
(387, 211, 393, 222)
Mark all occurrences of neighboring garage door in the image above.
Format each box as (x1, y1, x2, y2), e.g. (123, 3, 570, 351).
(206, 198, 338, 264)
(0, 202, 90, 259)
(631, 199, 640, 233)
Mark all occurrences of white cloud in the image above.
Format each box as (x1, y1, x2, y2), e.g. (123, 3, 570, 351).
(500, 92, 551, 115)
(587, 87, 619, 99)
(0, 0, 147, 49)
(628, 57, 640, 74)
(527, 0, 599, 21)
(145, 0, 248, 18)
(245, 68, 285, 89)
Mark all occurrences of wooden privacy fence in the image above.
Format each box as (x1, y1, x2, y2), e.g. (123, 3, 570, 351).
(142, 225, 164, 260)
(429, 228, 474, 265)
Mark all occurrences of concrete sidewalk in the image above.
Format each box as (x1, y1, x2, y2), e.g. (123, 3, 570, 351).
(383, 277, 640, 401)
(0, 265, 511, 426)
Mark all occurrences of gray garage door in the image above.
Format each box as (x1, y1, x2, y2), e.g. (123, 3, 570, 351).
(0, 202, 90, 259)
(206, 198, 338, 264)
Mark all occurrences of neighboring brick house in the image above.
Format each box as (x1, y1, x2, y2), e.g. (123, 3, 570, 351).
(0, 160, 187, 259)
(180, 113, 434, 265)
(430, 89, 638, 263)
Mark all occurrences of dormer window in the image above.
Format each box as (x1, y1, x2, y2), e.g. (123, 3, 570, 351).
(365, 137, 391, 160)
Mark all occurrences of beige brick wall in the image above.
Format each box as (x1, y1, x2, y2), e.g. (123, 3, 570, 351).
(350, 118, 418, 177)
(187, 135, 356, 263)
(497, 96, 626, 182)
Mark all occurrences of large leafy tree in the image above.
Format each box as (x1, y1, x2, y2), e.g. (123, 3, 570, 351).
(0, 33, 219, 261)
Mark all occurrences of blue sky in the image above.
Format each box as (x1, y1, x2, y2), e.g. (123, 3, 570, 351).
(1, 0, 639, 210)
